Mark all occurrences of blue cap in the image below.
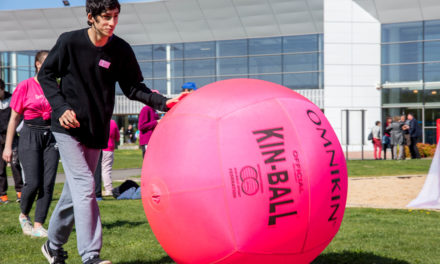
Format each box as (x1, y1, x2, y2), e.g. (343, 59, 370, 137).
(182, 82, 197, 90)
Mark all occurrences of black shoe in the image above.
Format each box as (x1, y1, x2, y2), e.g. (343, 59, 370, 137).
(83, 255, 112, 264)
(41, 240, 68, 264)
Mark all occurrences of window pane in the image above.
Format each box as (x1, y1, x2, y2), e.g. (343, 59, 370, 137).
(424, 63, 440, 82)
(183, 76, 215, 88)
(283, 35, 318, 53)
(283, 72, 319, 89)
(153, 44, 167, 60)
(382, 21, 423, 42)
(382, 87, 423, 104)
(132, 45, 152, 61)
(251, 74, 282, 85)
(424, 87, 440, 104)
(381, 64, 422, 83)
(217, 75, 248, 81)
(217, 39, 247, 57)
(249, 55, 281, 74)
(139, 62, 152, 78)
(184, 41, 215, 58)
(249, 37, 281, 55)
(170, 60, 183, 78)
(153, 79, 167, 94)
(170, 78, 185, 94)
(218, 57, 247, 75)
(425, 128, 436, 144)
(381, 42, 422, 64)
(283, 53, 318, 72)
(184, 59, 215, 76)
(424, 41, 440, 62)
(153, 61, 166, 78)
(170, 44, 183, 59)
(424, 108, 440, 126)
(424, 20, 440, 40)
(17, 67, 33, 83)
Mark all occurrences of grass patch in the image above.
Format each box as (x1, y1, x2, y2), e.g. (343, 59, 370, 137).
(347, 159, 431, 177)
(1, 184, 439, 263)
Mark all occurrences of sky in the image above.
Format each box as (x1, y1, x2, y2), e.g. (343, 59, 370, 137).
(0, 0, 160, 11)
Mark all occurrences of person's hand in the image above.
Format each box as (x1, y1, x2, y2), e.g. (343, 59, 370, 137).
(59, 109, 80, 129)
(166, 92, 190, 109)
(2, 147, 12, 163)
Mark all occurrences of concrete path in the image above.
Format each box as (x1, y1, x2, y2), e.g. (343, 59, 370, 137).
(7, 168, 142, 185)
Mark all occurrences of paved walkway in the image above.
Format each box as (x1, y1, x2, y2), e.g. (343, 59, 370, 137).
(7, 168, 142, 185)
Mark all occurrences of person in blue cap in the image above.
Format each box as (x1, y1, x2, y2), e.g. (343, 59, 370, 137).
(182, 82, 197, 93)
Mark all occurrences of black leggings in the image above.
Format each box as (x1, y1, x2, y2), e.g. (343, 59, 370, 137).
(0, 136, 23, 196)
(19, 123, 59, 224)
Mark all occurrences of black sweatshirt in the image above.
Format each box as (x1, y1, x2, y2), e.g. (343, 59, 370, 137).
(38, 28, 169, 149)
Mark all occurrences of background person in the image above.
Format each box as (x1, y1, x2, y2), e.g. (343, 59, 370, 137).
(0, 78, 23, 204)
(2, 51, 59, 238)
(181, 81, 197, 92)
(371, 121, 382, 160)
(382, 117, 393, 160)
(407, 113, 422, 159)
(387, 116, 405, 160)
(101, 119, 119, 196)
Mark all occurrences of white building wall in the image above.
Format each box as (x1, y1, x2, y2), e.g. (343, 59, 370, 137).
(324, 0, 381, 151)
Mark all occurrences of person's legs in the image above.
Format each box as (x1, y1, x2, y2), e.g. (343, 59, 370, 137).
(101, 151, 114, 194)
(34, 133, 59, 225)
(49, 132, 102, 262)
(94, 151, 103, 199)
(411, 137, 421, 159)
(141, 145, 146, 158)
(18, 125, 43, 218)
(373, 139, 378, 159)
(11, 137, 23, 195)
(392, 144, 398, 160)
(409, 137, 417, 159)
(0, 141, 8, 198)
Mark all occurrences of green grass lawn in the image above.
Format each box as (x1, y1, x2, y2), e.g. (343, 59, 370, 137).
(346, 159, 431, 177)
(5, 148, 432, 178)
(1, 183, 439, 264)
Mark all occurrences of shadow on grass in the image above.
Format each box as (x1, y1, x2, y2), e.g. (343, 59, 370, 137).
(102, 220, 145, 229)
(312, 251, 410, 264)
(117, 256, 174, 264)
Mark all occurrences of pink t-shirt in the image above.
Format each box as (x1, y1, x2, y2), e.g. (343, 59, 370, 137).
(103, 119, 120, 152)
(10, 77, 52, 120)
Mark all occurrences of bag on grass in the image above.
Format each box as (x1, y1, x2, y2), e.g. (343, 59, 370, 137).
(113, 180, 139, 199)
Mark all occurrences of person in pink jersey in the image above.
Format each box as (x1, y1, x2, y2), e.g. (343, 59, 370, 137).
(101, 119, 119, 196)
(2, 51, 59, 238)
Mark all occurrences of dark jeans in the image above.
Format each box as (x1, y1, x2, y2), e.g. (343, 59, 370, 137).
(19, 124, 59, 224)
(409, 136, 421, 159)
(94, 150, 103, 198)
(0, 135, 23, 196)
(383, 143, 394, 160)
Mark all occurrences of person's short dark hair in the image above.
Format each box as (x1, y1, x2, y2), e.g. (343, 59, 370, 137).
(86, 0, 121, 26)
(375, 121, 381, 125)
(0, 78, 4, 90)
(408, 112, 414, 117)
(35, 50, 49, 73)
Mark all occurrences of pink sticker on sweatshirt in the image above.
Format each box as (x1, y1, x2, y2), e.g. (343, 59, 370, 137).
(99, 59, 111, 69)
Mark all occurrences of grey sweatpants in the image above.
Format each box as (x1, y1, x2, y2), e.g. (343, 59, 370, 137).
(47, 132, 101, 262)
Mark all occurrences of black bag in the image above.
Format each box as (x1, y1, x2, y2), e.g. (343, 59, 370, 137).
(112, 180, 139, 199)
(367, 132, 373, 141)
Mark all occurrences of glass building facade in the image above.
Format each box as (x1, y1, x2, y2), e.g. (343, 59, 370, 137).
(0, 51, 36, 92)
(129, 34, 324, 96)
(381, 20, 440, 144)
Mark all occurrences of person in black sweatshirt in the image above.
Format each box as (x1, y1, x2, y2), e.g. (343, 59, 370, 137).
(38, 1, 184, 264)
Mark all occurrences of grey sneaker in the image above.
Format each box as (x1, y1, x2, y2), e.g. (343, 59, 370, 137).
(31, 226, 48, 238)
(18, 214, 33, 236)
(83, 255, 112, 264)
(41, 240, 68, 264)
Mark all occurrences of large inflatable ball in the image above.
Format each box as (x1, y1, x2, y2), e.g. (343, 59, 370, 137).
(141, 79, 347, 264)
